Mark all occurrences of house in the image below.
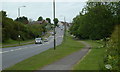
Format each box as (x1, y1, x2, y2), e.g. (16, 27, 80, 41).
(31, 20, 48, 25)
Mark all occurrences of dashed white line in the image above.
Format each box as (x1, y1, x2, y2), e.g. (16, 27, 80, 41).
(0, 52, 3, 54)
(10, 50, 14, 52)
(1, 35, 64, 54)
(1, 51, 9, 53)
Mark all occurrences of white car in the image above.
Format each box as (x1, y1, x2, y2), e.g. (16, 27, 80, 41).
(51, 32, 56, 36)
(35, 38, 42, 44)
(44, 38, 48, 42)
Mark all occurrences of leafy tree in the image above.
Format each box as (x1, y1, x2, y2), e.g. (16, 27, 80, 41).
(46, 18, 51, 24)
(53, 18, 59, 26)
(70, 2, 119, 40)
(38, 16, 43, 21)
(15, 16, 28, 24)
(1, 10, 7, 17)
(1, 11, 47, 42)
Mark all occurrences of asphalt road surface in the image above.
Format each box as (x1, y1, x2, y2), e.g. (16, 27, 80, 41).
(1, 27, 64, 70)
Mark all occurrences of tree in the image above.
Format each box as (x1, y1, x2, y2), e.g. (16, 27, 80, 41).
(15, 16, 28, 24)
(53, 18, 59, 26)
(70, 2, 118, 40)
(1, 10, 7, 17)
(46, 18, 51, 24)
(38, 16, 43, 21)
(1, 11, 49, 42)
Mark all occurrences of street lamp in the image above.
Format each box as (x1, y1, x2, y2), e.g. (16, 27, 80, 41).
(18, 5, 26, 45)
(18, 6, 26, 17)
(53, 0, 56, 50)
(63, 17, 67, 40)
(60, 15, 66, 40)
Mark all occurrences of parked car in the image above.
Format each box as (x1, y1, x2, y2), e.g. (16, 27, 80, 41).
(51, 32, 56, 36)
(44, 38, 48, 42)
(35, 38, 42, 44)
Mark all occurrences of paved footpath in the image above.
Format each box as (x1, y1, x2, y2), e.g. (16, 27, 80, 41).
(36, 41, 91, 71)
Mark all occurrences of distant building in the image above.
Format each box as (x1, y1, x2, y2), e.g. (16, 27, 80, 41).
(31, 20, 48, 25)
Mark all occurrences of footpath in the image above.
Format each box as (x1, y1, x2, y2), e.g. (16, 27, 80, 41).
(36, 41, 91, 71)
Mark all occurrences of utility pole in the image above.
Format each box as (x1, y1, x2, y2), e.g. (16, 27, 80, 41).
(64, 17, 67, 42)
(53, 0, 56, 50)
(18, 6, 26, 45)
(18, 8, 20, 45)
(18, 8, 20, 17)
(64, 17, 66, 36)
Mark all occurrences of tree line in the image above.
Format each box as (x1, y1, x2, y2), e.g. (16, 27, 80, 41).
(69, 1, 120, 71)
(70, 2, 120, 40)
(1, 11, 59, 42)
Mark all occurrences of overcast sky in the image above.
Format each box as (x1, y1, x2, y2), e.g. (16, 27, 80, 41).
(1, 2, 86, 22)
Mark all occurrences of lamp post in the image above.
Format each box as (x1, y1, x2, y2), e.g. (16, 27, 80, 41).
(60, 15, 66, 40)
(53, 0, 56, 50)
(63, 16, 66, 37)
(18, 6, 26, 45)
(18, 6, 26, 17)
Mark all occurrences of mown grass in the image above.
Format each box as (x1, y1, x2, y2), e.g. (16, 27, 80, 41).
(2, 39, 34, 48)
(2, 30, 52, 48)
(4, 35, 84, 71)
(3, 39, 34, 45)
(73, 40, 105, 70)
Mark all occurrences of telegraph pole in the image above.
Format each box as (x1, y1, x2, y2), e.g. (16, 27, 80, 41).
(53, 0, 56, 50)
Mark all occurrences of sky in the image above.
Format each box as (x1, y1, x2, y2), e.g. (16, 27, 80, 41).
(1, 1, 87, 22)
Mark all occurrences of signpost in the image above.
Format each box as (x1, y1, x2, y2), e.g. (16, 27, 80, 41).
(18, 35, 21, 45)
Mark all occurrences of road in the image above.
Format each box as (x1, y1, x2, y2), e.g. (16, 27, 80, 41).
(1, 27, 64, 70)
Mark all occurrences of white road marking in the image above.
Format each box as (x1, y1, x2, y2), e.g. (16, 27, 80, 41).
(24, 47, 28, 49)
(10, 50, 14, 52)
(1, 34, 64, 54)
(18, 48, 22, 50)
(37, 45, 41, 46)
(1, 51, 9, 53)
(1, 47, 30, 54)
(15, 48, 21, 50)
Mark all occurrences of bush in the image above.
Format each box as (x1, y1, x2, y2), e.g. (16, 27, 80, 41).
(104, 25, 119, 71)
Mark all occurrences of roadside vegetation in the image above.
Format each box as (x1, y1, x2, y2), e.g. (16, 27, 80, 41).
(73, 25, 119, 71)
(5, 33, 84, 71)
(104, 25, 120, 71)
(1, 11, 53, 44)
(2, 30, 52, 48)
(70, 2, 119, 40)
(70, 1, 119, 71)
(2, 39, 34, 48)
(73, 40, 105, 70)
(1, 1, 119, 71)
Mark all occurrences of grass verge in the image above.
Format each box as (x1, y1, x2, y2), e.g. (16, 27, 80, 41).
(2, 30, 52, 48)
(73, 40, 105, 70)
(4, 35, 84, 71)
(2, 39, 34, 48)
